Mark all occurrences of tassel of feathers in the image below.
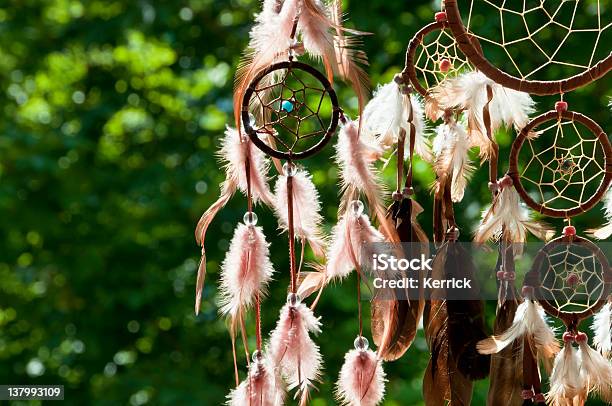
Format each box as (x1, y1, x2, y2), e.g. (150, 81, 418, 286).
(477, 299, 560, 360)
(218, 222, 275, 328)
(591, 302, 611, 358)
(432, 118, 474, 203)
(226, 354, 286, 406)
(430, 71, 534, 159)
(335, 341, 386, 406)
(268, 296, 323, 405)
(273, 168, 327, 258)
(474, 176, 554, 247)
(576, 334, 612, 403)
(194, 127, 273, 314)
(361, 80, 431, 160)
(335, 119, 398, 242)
(546, 341, 586, 406)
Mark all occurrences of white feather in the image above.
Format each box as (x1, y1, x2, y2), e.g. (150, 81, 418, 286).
(591, 302, 611, 357)
(226, 356, 286, 406)
(268, 300, 323, 403)
(477, 299, 559, 359)
(547, 344, 587, 406)
(590, 188, 612, 240)
(273, 168, 327, 257)
(577, 339, 612, 402)
(326, 211, 384, 281)
(432, 120, 473, 202)
(335, 348, 386, 406)
(218, 223, 275, 318)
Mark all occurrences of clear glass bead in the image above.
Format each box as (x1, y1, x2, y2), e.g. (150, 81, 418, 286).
(349, 200, 364, 217)
(354, 335, 369, 351)
(243, 211, 258, 226)
(251, 350, 263, 363)
(283, 162, 297, 177)
(287, 292, 301, 306)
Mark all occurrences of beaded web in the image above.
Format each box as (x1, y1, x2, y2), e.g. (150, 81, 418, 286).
(537, 240, 606, 314)
(247, 65, 334, 157)
(411, 25, 473, 94)
(457, 0, 610, 81)
(516, 118, 606, 213)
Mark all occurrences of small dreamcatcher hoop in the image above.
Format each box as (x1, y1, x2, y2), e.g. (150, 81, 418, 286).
(241, 60, 341, 160)
(401, 14, 474, 98)
(444, 0, 612, 95)
(524, 234, 612, 326)
(508, 108, 612, 218)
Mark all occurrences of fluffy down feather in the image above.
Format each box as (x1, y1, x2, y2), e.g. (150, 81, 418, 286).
(432, 71, 534, 158)
(475, 183, 554, 245)
(335, 347, 386, 406)
(326, 211, 384, 281)
(273, 168, 326, 258)
(577, 339, 612, 403)
(477, 299, 559, 359)
(226, 356, 286, 406)
(218, 223, 275, 319)
(432, 120, 474, 203)
(591, 302, 611, 357)
(546, 344, 587, 406)
(361, 81, 431, 160)
(268, 299, 323, 404)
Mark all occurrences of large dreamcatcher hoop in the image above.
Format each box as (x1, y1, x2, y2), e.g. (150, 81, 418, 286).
(444, 0, 612, 95)
(241, 61, 341, 160)
(508, 108, 612, 218)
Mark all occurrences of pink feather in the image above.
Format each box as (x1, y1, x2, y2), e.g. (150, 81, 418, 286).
(335, 347, 386, 406)
(268, 298, 323, 404)
(326, 210, 384, 281)
(194, 127, 273, 315)
(273, 168, 327, 258)
(218, 223, 275, 320)
(226, 356, 286, 406)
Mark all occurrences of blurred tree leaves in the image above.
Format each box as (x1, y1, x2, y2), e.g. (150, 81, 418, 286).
(0, 0, 609, 405)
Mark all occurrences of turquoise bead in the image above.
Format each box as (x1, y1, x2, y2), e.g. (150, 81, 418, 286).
(281, 100, 294, 113)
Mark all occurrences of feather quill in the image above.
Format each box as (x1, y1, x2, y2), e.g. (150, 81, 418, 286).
(432, 120, 474, 203)
(335, 346, 386, 406)
(591, 302, 611, 357)
(194, 127, 273, 314)
(226, 355, 286, 406)
(268, 297, 323, 405)
(218, 223, 275, 322)
(273, 168, 326, 258)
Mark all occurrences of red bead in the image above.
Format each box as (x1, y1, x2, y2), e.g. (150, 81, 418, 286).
(566, 273, 579, 287)
(555, 101, 568, 113)
(521, 389, 535, 400)
(496, 270, 505, 280)
(563, 226, 576, 236)
(563, 332, 575, 343)
(575, 332, 588, 343)
(522, 286, 534, 297)
(439, 59, 451, 73)
(499, 175, 513, 189)
(435, 11, 447, 22)
(534, 393, 546, 403)
(504, 272, 516, 281)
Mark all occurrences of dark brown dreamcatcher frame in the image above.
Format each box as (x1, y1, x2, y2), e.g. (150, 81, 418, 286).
(444, 0, 612, 95)
(508, 110, 612, 218)
(524, 235, 612, 329)
(241, 60, 341, 160)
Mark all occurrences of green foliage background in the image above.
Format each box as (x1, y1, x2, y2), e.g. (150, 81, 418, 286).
(0, 1, 609, 405)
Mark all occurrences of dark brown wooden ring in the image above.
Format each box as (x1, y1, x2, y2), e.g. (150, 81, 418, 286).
(241, 61, 340, 160)
(444, 0, 612, 95)
(525, 235, 612, 324)
(508, 110, 611, 218)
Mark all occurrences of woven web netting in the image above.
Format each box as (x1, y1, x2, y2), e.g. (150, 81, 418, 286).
(249, 67, 333, 155)
(455, 0, 610, 81)
(516, 118, 606, 212)
(537, 241, 606, 313)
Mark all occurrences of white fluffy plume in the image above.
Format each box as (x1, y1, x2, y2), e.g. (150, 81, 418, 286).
(547, 343, 586, 406)
(194, 127, 273, 314)
(326, 209, 384, 281)
(432, 71, 534, 158)
(335, 346, 386, 406)
(361, 80, 431, 160)
(218, 223, 275, 319)
(268, 298, 323, 405)
(474, 180, 554, 245)
(273, 168, 326, 257)
(226, 355, 286, 406)
(577, 338, 612, 403)
(432, 119, 474, 203)
(589, 188, 612, 240)
(591, 302, 611, 357)
(477, 299, 559, 359)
